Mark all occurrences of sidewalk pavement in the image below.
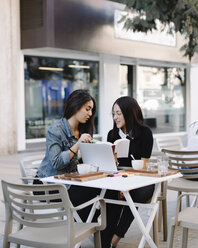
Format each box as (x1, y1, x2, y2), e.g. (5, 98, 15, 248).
(0, 152, 197, 248)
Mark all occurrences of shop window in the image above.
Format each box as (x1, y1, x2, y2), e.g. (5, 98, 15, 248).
(120, 65, 133, 97)
(136, 66, 186, 133)
(24, 56, 99, 139)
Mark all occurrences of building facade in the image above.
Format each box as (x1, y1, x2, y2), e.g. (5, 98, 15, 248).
(1, 0, 198, 154)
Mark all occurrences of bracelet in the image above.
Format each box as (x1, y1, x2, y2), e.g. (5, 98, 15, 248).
(69, 148, 77, 155)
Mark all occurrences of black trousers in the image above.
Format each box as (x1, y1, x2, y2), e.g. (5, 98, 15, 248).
(101, 184, 155, 248)
(68, 185, 101, 221)
(33, 177, 100, 220)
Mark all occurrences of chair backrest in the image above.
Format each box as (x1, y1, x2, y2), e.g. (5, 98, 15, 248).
(1, 180, 75, 232)
(155, 136, 183, 151)
(187, 121, 198, 150)
(162, 149, 198, 179)
(19, 154, 44, 184)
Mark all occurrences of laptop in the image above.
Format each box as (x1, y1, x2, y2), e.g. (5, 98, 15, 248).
(79, 143, 118, 173)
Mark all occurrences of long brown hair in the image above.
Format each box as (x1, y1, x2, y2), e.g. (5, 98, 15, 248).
(63, 89, 96, 135)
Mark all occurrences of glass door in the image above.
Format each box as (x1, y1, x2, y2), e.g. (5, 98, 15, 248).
(120, 64, 134, 97)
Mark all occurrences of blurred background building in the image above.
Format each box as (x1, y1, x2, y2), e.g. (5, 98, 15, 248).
(1, 0, 198, 154)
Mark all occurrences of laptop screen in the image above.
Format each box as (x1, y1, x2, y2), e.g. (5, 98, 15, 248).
(79, 143, 118, 173)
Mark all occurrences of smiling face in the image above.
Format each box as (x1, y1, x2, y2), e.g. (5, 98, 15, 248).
(75, 100, 94, 123)
(112, 103, 126, 133)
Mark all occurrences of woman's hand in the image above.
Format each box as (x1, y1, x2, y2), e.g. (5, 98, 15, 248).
(142, 158, 150, 169)
(78, 133, 92, 143)
(69, 133, 92, 160)
(118, 191, 125, 200)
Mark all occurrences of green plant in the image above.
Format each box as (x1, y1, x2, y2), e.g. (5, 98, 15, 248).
(120, 0, 198, 61)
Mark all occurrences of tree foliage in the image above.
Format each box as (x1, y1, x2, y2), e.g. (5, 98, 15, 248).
(120, 0, 198, 61)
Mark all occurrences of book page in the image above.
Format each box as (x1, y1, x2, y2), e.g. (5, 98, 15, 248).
(114, 138, 130, 158)
(92, 141, 112, 146)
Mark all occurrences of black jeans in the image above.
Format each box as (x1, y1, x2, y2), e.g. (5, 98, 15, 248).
(33, 177, 101, 220)
(101, 184, 155, 248)
(33, 176, 62, 202)
(68, 185, 101, 222)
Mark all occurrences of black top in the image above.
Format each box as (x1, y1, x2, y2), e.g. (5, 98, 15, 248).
(107, 126, 153, 167)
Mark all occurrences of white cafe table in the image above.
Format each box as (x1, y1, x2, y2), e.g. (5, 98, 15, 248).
(42, 172, 181, 248)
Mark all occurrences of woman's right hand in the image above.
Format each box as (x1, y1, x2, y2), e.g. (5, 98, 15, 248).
(78, 133, 92, 143)
(69, 133, 92, 160)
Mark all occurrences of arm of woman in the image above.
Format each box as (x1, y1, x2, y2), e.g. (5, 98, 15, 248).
(142, 158, 150, 169)
(47, 130, 92, 171)
(141, 127, 153, 169)
(69, 133, 92, 159)
(47, 130, 74, 171)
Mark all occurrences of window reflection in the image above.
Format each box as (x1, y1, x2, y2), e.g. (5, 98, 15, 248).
(136, 66, 186, 133)
(24, 56, 99, 139)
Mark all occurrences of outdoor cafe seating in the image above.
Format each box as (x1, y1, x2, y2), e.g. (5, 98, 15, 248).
(1, 180, 106, 248)
(167, 192, 198, 248)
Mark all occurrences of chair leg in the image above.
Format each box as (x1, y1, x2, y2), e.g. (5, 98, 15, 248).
(153, 213, 159, 247)
(158, 200, 162, 232)
(3, 239, 10, 248)
(182, 227, 188, 248)
(186, 195, 190, 207)
(166, 223, 175, 248)
(16, 223, 22, 248)
(178, 191, 182, 211)
(94, 231, 101, 248)
(162, 198, 168, 241)
(3, 218, 12, 248)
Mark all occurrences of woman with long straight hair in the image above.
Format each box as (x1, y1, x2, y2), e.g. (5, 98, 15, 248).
(36, 89, 100, 220)
(101, 96, 154, 248)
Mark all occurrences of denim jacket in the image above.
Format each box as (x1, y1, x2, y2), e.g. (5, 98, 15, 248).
(37, 118, 78, 179)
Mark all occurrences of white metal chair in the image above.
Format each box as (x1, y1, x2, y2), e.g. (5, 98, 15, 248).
(19, 154, 66, 224)
(155, 136, 183, 151)
(186, 121, 198, 150)
(1, 180, 106, 248)
(162, 149, 198, 180)
(167, 192, 198, 248)
(19, 154, 44, 184)
(154, 136, 183, 240)
(162, 149, 198, 207)
(150, 151, 168, 241)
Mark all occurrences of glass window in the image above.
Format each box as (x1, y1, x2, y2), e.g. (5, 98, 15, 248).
(120, 65, 133, 97)
(24, 56, 99, 139)
(136, 66, 186, 133)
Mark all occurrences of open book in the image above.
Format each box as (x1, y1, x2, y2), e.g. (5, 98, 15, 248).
(92, 138, 130, 158)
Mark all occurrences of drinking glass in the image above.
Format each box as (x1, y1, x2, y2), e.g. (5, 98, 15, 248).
(157, 156, 168, 175)
(146, 162, 157, 172)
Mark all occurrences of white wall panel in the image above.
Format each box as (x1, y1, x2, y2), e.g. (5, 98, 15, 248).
(0, 0, 21, 154)
(99, 54, 121, 141)
(189, 65, 198, 125)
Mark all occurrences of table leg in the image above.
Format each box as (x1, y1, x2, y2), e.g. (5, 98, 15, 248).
(153, 214, 159, 246)
(75, 189, 106, 248)
(123, 191, 158, 248)
(86, 189, 106, 223)
(138, 201, 159, 248)
(71, 202, 83, 222)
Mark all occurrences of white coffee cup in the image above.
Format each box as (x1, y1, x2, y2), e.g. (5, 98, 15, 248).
(131, 160, 144, 170)
(90, 165, 99, 172)
(77, 164, 91, 174)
